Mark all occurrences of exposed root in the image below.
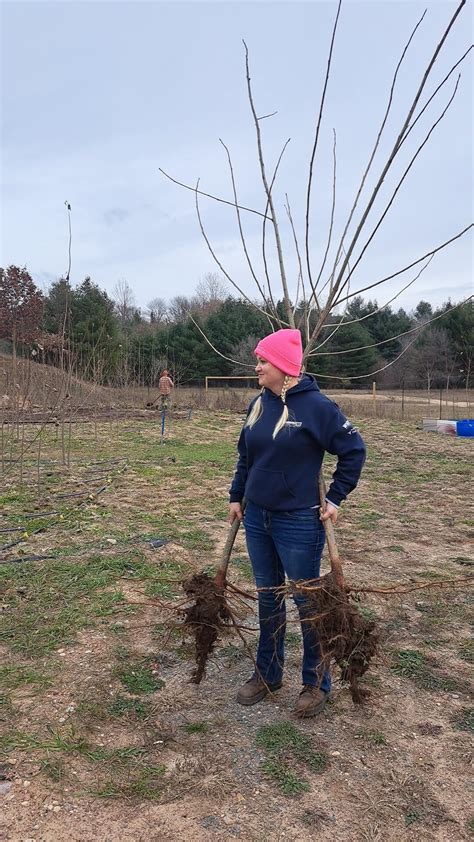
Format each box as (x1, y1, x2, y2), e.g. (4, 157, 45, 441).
(181, 573, 233, 684)
(294, 572, 378, 704)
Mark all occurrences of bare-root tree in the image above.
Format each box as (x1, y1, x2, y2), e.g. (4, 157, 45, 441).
(160, 0, 473, 694)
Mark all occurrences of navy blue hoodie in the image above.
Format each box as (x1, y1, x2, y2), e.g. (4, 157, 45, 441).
(229, 374, 366, 510)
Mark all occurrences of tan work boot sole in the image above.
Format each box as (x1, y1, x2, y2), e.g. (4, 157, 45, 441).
(236, 681, 282, 706)
(295, 693, 328, 719)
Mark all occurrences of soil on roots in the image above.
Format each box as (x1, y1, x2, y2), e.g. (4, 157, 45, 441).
(181, 572, 233, 683)
(298, 572, 378, 703)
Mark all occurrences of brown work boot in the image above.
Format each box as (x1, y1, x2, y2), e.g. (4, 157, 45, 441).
(236, 676, 282, 706)
(295, 686, 328, 718)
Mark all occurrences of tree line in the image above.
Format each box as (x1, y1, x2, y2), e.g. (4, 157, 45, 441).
(0, 266, 472, 390)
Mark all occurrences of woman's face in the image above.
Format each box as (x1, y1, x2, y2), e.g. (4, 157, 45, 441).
(255, 356, 285, 394)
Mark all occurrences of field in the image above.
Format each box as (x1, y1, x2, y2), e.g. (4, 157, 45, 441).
(0, 409, 473, 841)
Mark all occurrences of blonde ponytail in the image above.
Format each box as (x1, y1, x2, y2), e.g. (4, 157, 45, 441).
(246, 376, 293, 437)
(245, 392, 264, 429)
(272, 376, 291, 439)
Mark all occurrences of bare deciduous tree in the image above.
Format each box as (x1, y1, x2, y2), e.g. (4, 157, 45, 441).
(113, 278, 136, 327)
(195, 272, 229, 315)
(168, 295, 195, 324)
(230, 335, 261, 375)
(147, 296, 168, 324)
(161, 0, 472, 380)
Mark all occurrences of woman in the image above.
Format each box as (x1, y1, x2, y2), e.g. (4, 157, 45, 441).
(228, 328, 366, 718)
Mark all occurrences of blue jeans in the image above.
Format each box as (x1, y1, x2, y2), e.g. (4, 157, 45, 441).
(243, 500, 331, 693)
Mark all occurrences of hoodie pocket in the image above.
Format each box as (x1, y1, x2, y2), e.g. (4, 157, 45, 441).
(246, 468, 296, 510)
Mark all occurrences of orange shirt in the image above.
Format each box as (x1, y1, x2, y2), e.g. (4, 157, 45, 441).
(159, 375, 173, 396)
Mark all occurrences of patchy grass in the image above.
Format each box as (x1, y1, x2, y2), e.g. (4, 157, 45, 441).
(93, 765, 166, 800)
(0, 554, 142, 656)
(261, 759, 310, 796)
(40, 757, 65, 783)
(1, 413, 473, 835)
(458, 639, 474, 664)
(256, 721, 327, 795)
(183, 721, 209, 734)
(355, 729, 387, 746)
(0, 664, 52, 692)
(233, 555, 254, 582)
(391, 649, 461, 692)
(356, 604, 378, 623)
(451, 708, 473, 734)
(405, 811, 420, 827)
(116, 657, 165, 695)
(108, 696, 153, 721)
(0, 693, 14, 720)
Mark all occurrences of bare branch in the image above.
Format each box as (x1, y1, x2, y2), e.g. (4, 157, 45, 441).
(309, 296, 472, 357)
(301, 247, 354, 364)
(261, 138, 292, 326)
(311, 333, 420, 380)
(243, 40, 294, 327)
(194, 180, 281, 324)
(219, 138, 280, 322)
(189, 314, 256, 369)
(305, 0, 342, 293)
(401, 44, 473, 148)
(319, 256, 433, 330)
(324, 8, 427, 296)
(313, 0, 468, 343)
(309, 248, 353, 355)
(310, 296, 472, 378)
(258, 110, 278, 120)
(159, 167, 270, 219)
(284, 194, 310, 343)
(335, 75, 462, 301)
(335, 224, 473, 306)
(307, 127, 337, 312)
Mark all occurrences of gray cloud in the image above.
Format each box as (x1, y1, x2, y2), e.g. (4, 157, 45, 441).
(103, 207, 130, 226)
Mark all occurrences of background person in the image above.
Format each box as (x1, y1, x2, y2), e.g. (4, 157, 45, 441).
(228, 328, 366, 717)
(158, 369, 174, 410)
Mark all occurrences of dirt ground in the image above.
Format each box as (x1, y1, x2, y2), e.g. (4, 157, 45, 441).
(0, 411, 472, 841)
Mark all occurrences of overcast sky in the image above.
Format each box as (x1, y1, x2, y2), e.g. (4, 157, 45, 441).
(1, 0, 472, 315)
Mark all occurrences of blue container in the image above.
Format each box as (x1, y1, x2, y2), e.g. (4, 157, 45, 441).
(456, 419, 474, 438)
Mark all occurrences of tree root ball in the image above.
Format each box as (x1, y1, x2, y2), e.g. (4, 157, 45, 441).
(182, 573, 232, 684)
(296, 573, 378, 704)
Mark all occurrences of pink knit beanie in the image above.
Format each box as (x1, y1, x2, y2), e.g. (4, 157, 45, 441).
(254, 329, 303, 377)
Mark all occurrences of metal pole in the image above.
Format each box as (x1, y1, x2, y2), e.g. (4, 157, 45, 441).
(161, 404, 166, 445)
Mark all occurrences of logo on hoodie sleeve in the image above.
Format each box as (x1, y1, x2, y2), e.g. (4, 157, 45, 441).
(342, 419, 359, 435)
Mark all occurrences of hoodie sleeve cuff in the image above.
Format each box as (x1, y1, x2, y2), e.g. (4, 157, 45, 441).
(229, 492, 243, 503)
(325, 494, 342, 508)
